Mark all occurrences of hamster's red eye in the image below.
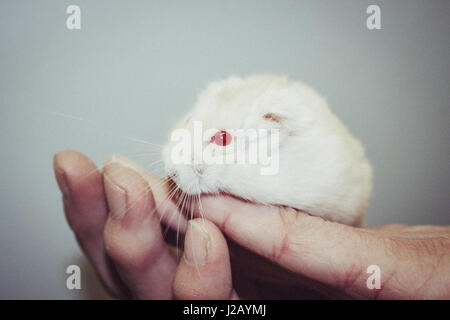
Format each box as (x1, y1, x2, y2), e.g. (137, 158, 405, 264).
(211, 130, 232, 146)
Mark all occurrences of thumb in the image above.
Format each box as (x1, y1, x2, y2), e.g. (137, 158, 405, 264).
(173, 218, 239, 300)
(196, 195, 384, 298)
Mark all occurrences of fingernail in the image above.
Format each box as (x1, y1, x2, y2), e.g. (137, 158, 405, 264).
(184, 221, 210, 267)
(55, 169, 71, 199)
(104, 172, 127, 220)
(105, 154, 137, 172)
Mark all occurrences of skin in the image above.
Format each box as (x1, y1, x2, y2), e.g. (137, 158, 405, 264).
(53, 149, 450, 299)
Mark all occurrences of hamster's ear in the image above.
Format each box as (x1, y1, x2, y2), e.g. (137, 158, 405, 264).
(262, 109, 315, 136)
(262, 111, 294, 129)
(262, 112, 286, 123)
(263, 107, 316, 134)
(261, 111, 296, 136)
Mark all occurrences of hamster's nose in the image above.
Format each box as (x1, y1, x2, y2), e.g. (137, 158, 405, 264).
(193, 164, 205, 176)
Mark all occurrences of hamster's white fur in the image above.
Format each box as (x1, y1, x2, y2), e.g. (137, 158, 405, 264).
(163, 75, 372, 226)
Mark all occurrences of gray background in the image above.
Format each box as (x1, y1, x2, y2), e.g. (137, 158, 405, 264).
(0, 0, 449, 299)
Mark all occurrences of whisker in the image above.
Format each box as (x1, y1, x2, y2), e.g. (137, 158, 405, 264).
(46, 110, 163, 149)
(121, 136, 164, 148)
(175, 193, 187, 259)
(127, 152, 163, 158)
(145, 159, 164, 169)
(174, 192, 190, 257)
(157, 183, 181, 222)
(162, 188, 187, 238)
(48, 111, 84, 121)
(189, 194, 203, 279)
(110, 174, 171, 219)
(197, 192, 206, 222)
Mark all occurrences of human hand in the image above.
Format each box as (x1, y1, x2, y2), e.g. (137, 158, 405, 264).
(54, 150, 450, 299)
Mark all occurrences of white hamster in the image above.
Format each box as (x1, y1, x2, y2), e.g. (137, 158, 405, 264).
(163, 75, 372, 226)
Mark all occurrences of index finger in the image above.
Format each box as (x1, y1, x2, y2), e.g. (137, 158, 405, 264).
(194, 195, 381, 297)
